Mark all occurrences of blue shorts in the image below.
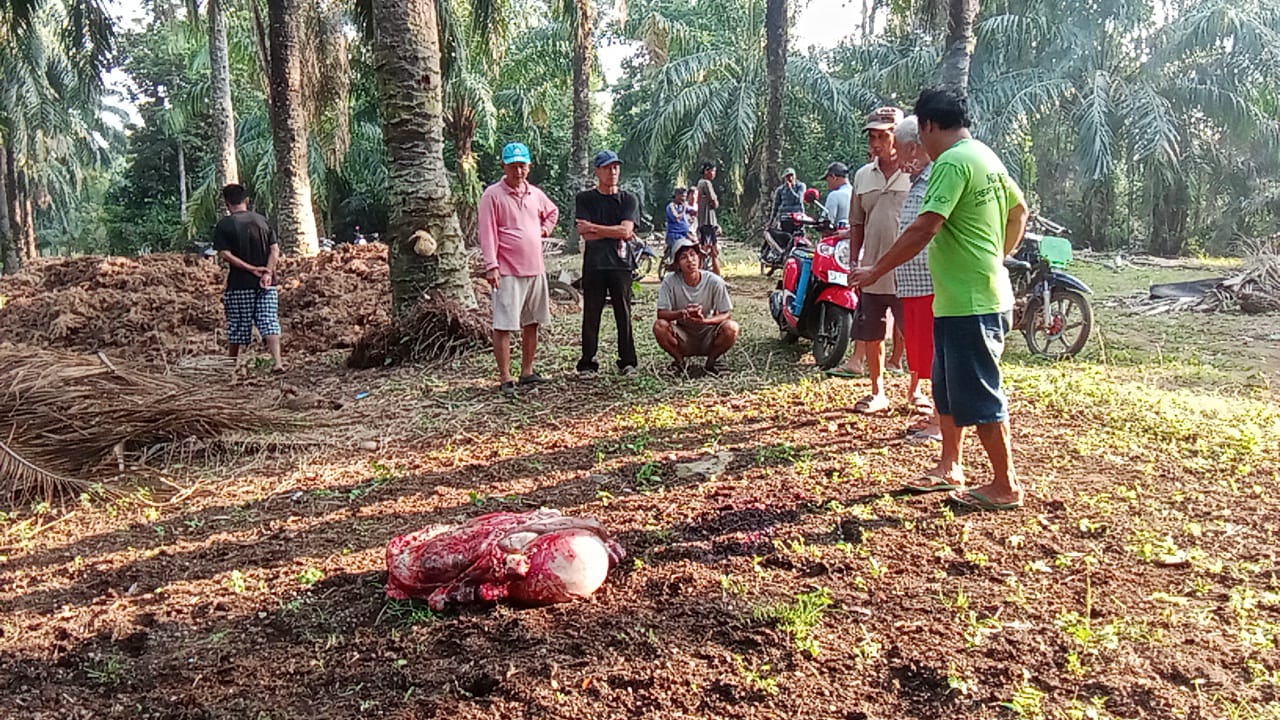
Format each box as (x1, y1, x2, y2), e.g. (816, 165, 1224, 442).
(931, 312, 1011, 427)
(223, 287, 281, 346)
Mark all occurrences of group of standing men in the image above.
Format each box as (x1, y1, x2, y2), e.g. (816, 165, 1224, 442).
(210, 87, 1024, 511)
(758, 89, 1026, 510)
(478, 145, 740, 395)
(841, 88, 1027, 511)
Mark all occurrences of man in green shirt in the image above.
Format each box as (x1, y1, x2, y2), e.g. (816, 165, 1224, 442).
(850, 87, 1029, 511)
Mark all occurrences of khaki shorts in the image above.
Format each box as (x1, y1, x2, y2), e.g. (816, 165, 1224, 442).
(673, 322, 720, 357)
(492, 274, 552, 331)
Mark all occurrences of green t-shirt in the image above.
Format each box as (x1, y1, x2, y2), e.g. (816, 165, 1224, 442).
(919, 138, 1025, 317)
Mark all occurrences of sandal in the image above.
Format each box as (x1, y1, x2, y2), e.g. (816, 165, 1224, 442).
(823, 367, 863, 378)
(948, 488, 1024, 511)
(909, 394, 934, 413)
(907, 429, 942, 445)
(901, 474, 963, 493)
(853, 394, 891, 415)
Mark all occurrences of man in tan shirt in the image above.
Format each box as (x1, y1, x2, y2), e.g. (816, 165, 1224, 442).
(848, 107, 912, 414)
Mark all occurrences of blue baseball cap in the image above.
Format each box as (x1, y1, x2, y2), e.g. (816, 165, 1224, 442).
(594, 150, 622, 168)
(502, 142, 532, 164)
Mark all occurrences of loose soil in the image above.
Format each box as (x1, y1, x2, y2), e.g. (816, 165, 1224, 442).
(1, 246, 1278, 719)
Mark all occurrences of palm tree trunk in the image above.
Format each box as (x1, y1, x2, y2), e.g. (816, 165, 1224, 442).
(1150, 177, 1189, 256)
(252, 0, 273, 101)
(0, 140, 16, 274)
(455, 128, 480, 247)
(5, 147, 24, 263)
(372, 0, 476, 312)
(22, 185, 37, 260)
(268, 0, 319, 255)
(566, 0, 594, 254)
(940, 0, 978, 96)
(177, 142, 188, 218)
(209, 0, 240, 193)
(762, 0, 787, 226)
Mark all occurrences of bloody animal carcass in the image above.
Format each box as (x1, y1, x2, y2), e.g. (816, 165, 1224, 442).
(385, 509, 626, 610)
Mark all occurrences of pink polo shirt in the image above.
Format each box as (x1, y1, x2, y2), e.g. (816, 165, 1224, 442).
(478, 179, 560, 277)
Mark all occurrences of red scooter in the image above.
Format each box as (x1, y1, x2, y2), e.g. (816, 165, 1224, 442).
(768, 213, 858, 369)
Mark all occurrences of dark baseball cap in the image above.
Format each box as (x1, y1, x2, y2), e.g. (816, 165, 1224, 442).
(825, 161, 849, 178)
(594, 150, 622, 168)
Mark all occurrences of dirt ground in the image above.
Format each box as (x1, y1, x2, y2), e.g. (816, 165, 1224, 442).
(2, 245, 1279, 719)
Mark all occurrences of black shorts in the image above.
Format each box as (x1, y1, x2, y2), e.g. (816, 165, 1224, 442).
(853, 292, 902, 342)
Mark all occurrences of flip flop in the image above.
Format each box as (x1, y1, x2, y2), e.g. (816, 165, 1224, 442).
(854, 394, 891, 414)
(909, 395, 934, 413)
(823, 368, 862, 378)
(902, 474, 963, 493)
(947, 488, 1024, 511)
(907, 429, 942, 445)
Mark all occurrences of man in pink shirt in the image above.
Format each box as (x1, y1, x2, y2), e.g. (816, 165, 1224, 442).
(479, 142, 561, 395)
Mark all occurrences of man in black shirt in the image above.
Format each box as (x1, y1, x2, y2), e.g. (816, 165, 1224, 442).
(212, 183, 285, 373)
(575, 150, 640, 376)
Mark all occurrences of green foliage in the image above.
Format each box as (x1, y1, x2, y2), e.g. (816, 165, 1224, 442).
(754, 587, 833, 656)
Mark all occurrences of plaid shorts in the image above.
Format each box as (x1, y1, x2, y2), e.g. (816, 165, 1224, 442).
(223, 287, 281, 345)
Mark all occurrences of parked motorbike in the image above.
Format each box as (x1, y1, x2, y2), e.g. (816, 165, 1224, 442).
(760, 188, 823, 275)
(1006, 216, 1094, 359)
(628, 238, 658, 283)
(768, 217, 859, 369)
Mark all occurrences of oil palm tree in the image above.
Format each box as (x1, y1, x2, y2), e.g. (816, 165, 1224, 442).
(975, 0, 1280, 251)
(372, 0, 475, 311)
(209, 0, 239, 192)
(622, 0, 874, 214)
(1, 0, 114, 270)
(267, 0, 319, 254)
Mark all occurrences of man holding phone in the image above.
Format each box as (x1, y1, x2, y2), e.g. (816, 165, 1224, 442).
(213, 183, 285, 373)
(653, 238, 738, 375)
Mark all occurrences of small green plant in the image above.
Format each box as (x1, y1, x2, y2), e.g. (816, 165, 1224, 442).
(720, 575, 748, 596)
(755, 587, 833, 657)
(734, 655, 780, 695)
(85, 655, 127, 685)
(1000, 673, 1045, 719)
(383, 599, 438, 625)
(946, 662, 974, 696)
(225, 570, 249, 594)
(297, 567, 325, 586)
(635, 461, 663, 489)
(467, 490, 489, 507)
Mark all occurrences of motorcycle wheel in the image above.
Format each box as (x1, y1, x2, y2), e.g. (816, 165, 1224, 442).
(633, 254, 654, 282)
(811, 302, 852, 369)
(548, 280, 582, 307)
(1024, 288, 1093, 359)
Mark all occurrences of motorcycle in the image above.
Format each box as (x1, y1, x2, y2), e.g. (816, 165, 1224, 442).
(760, 188, 823, 275)
(768, 216, 859, 369)
(1006, 216, 1094, 359)
(628, 237, 658, 283)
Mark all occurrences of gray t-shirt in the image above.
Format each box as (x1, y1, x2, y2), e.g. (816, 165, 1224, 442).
(658, 270, 733, 324)
(696, 178, 718, 228)
(824, 182, 852, 229)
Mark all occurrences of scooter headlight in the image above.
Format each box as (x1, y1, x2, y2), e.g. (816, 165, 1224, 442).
(836, 239, 851, 269)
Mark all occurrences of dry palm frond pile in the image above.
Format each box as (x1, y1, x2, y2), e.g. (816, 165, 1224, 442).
(346, 280, 493, 369)
(1201, 237, 1280, 314)
(0, 346, 300, 507)
(0, 244, 391, 359)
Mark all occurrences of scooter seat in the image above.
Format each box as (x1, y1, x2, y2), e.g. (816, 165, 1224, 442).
(1003, 257, 1032, 272)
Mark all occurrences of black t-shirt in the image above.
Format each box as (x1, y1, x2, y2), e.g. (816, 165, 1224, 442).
(212, 211, 277, 289)
(575, 188, 640, 272)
